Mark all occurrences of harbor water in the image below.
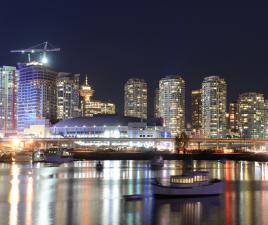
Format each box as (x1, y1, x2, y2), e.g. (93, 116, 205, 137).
(0, 160, 268, 225)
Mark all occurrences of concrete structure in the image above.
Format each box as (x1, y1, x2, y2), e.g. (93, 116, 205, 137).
(191, 89, 202, 129)
(0, 66, 18, 136)
(154, 88, 160, 118)
(238, 92, 265, 139)
(80, 76, 116, 117)
(57, 72, 80, 119)
(17, 62, 57, 132)
(159, 75, 185, 137)
(124, 78, 147, 119)
(202, 76, 227, 138)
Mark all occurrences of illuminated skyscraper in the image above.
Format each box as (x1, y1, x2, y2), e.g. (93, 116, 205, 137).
(57, 72, 80, 119)
(124, 78, 147, 119)
(264, 100, 268, 138)
(17, 62, 57, 132)
(159, 75, 185, 137)
(226, 102, 239, 134)
(238, 92, 265, 139)
(80, 76, 116, 117)
(154, 88, 160, 118)
(202, 76, 227, 138)
(0, 66, 18, 136)
(191, 89, 202, 129)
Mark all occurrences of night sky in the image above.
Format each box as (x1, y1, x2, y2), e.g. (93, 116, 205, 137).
(1, 3, 268, 121)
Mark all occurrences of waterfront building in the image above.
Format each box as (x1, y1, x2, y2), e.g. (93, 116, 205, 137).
(159, 75, 185, 137)
(238, 92, 265, 139)
(51, 115, 172, 149)
(154, 88, 160, 118)
(202, 76, 227, 138)
(0, 66, 18, 136)
(17, 62, 57, 132)
(191, 89, 202, 130)
(80, 76, 116, 117)
(226, 102, 239, 136)
(124, 78, 147, 119)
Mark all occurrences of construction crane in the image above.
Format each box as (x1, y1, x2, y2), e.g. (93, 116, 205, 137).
(10, 41, 60, 64)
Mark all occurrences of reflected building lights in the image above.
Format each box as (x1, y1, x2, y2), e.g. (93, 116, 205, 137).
(9, 164, 19, 225)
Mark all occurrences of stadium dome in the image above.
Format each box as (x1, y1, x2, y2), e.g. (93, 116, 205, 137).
(52, 115, 152, 128)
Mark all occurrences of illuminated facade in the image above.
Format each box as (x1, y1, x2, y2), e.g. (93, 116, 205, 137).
(202, 76, 227, 138)
(80, 76, 116, 117)
(124, 78, 147, 119)
(238, 92, 265, 139)
(86, 101, 115, 116)
(264, 100, 268, 139)
(154, 88, 160, 118)
(191, 89, 202, 129)
(57, 72, 80, 119)
(226, 102, 239, 134)
(159, 75, 185, 137)
(51, 115, 171, 138)
(0, 66, 18, 136)
(17, 62, 57, 132)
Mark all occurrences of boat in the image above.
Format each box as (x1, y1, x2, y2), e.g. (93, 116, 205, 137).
(32, 149, 46, 163)
(96, 161, 104, 171)
(152, 171, 224, 197)
(150, 155, 164, 169)
(123, 194, 144, 201)
(44, 148, 74, 163)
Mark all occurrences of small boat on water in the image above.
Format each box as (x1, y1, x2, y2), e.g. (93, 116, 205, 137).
(150, 155, 164, 169)
(152, 171, 224, 197)
(32, 149, 46, 163)
(96, 161, 104, 171)
(124, 194, 144, 201)
(32, 148, 73, 163)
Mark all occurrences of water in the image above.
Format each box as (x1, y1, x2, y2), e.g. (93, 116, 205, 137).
(0, 160, 268, 225)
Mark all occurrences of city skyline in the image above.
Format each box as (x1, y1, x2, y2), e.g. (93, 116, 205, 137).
(1, 5, 268, 119)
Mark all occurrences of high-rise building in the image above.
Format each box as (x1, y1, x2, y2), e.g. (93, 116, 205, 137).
(264, 100, 268, 139)
(238, 92, 265, 139)
(154, 88, 160, 118)
(191, 89, 202, 129)
(159, 75, 185, 137)
(124, 78, 147, 119)
(80, 76, 116, 117)
(0, 66, 18, 136)
(57, 72, 80, 119)
(80, 76, 94, 116)
(17, 62, 57, 132)
(202, 76, 227, 138)
(86, 101, 116, 116)
(226, 102, 239, 134)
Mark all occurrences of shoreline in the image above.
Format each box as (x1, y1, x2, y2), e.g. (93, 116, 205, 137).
(73, 151, 268, 162)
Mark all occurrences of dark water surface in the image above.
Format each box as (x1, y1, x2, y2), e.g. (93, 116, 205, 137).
(0, 160, 268, 225)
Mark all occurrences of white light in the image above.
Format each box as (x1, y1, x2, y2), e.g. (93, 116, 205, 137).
(41, 56, 48, 64)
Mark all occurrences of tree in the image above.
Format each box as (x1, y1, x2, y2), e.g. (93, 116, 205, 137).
(175, 132, 189, 154)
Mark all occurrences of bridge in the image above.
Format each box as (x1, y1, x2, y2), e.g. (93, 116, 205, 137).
(1, 137, 267, 151)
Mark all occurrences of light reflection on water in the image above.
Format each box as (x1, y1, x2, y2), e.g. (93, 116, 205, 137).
(0, 160, 267, 225)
